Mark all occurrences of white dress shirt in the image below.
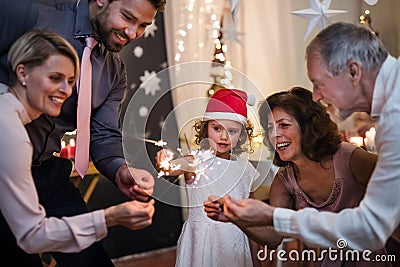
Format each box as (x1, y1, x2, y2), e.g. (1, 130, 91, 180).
(273, 55, 400, 251)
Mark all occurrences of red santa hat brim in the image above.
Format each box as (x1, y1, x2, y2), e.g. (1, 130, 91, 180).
(203, 111, 247, 124)
(203, 88, 252, 125)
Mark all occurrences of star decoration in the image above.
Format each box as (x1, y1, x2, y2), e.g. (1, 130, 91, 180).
(291, 0, 347, 40)
(220, 21, 244, 46)
(139, 70, 162, 96)
(144, 19, 158, 38)
(230, 0, 240, 23)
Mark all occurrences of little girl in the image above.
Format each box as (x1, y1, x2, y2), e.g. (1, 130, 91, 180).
(157, 88, 261, 267)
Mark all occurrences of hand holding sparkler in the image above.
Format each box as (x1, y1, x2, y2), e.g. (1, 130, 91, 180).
(204, 195, 229, 222)
(115, 164, 154, 201)
(142, 137, 216, 183)
(156, 148, 195, 178)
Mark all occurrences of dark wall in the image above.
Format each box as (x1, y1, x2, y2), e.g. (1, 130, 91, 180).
(80, 175, 183, 259)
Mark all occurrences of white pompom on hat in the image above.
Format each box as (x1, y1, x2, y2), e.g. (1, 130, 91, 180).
(203, 88, 255, 125)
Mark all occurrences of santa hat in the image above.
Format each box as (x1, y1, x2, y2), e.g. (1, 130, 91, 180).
(203, 88, 255, 125)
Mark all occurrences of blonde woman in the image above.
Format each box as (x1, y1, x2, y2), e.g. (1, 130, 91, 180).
(0, 30, 154, 266)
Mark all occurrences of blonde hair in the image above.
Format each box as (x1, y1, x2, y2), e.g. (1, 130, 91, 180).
(8, 29, 79, 86)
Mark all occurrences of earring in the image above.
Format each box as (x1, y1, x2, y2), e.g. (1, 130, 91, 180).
(22, 81, 26, 87)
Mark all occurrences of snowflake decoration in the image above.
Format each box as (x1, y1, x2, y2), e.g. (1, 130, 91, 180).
(291, 0, 347, 40)
(133, 46, 144, 58)
(144, 19, 158, 38)
(138, 106, 148, 117)
(140, 70, 162, 96)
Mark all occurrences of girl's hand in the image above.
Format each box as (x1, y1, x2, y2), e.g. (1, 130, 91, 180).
(155, 149, 179, 176)
(156, 149, 195, 177)
(156, 149, 174, 170)
(203, 195, 229, 222)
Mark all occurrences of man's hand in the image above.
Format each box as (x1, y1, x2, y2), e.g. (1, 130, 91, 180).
(115, 164, 155, 201)
(222, 195, 275, 228)
(203, 195, 229, 222)
(104, 199, 155, 230)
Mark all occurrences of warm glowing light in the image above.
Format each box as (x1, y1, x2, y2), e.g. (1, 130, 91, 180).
(178, 29, 187, 37)
(349, 136, 364, 147)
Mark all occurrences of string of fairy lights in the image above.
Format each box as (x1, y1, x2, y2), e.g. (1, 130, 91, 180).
(174, 0, 220, 62)
(174, 0, 234, 96)
(359, 8, 378, 36)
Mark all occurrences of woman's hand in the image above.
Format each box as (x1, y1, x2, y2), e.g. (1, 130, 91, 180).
(104, 199, 155, 230)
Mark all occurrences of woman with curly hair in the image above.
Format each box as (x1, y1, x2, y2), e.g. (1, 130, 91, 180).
(257, 87, 391, 266)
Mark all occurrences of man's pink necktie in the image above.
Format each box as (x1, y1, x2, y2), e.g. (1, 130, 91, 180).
(75, 37, 98, 178)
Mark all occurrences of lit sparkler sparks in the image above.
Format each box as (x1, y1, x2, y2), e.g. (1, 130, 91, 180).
(140, 137, 216, 183)
(168, 148, 216, 185)
(140, 138, 167, 147)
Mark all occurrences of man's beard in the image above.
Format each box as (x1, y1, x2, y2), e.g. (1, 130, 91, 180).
(93, 13, 128, 52)
(102, 31, 127, 52)
(328, 105, 353, 124)
(96, 27, 127, 52)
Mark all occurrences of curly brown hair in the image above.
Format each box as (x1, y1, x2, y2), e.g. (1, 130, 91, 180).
(258, 87, 342, 167)
(193, 119, 254, 156)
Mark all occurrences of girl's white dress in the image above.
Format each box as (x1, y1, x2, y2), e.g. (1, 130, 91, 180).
(175, 156, 260, 267)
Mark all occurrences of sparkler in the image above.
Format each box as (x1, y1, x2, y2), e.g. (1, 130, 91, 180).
(140, 138, 167, 147)
(141, 137, 216, 185)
